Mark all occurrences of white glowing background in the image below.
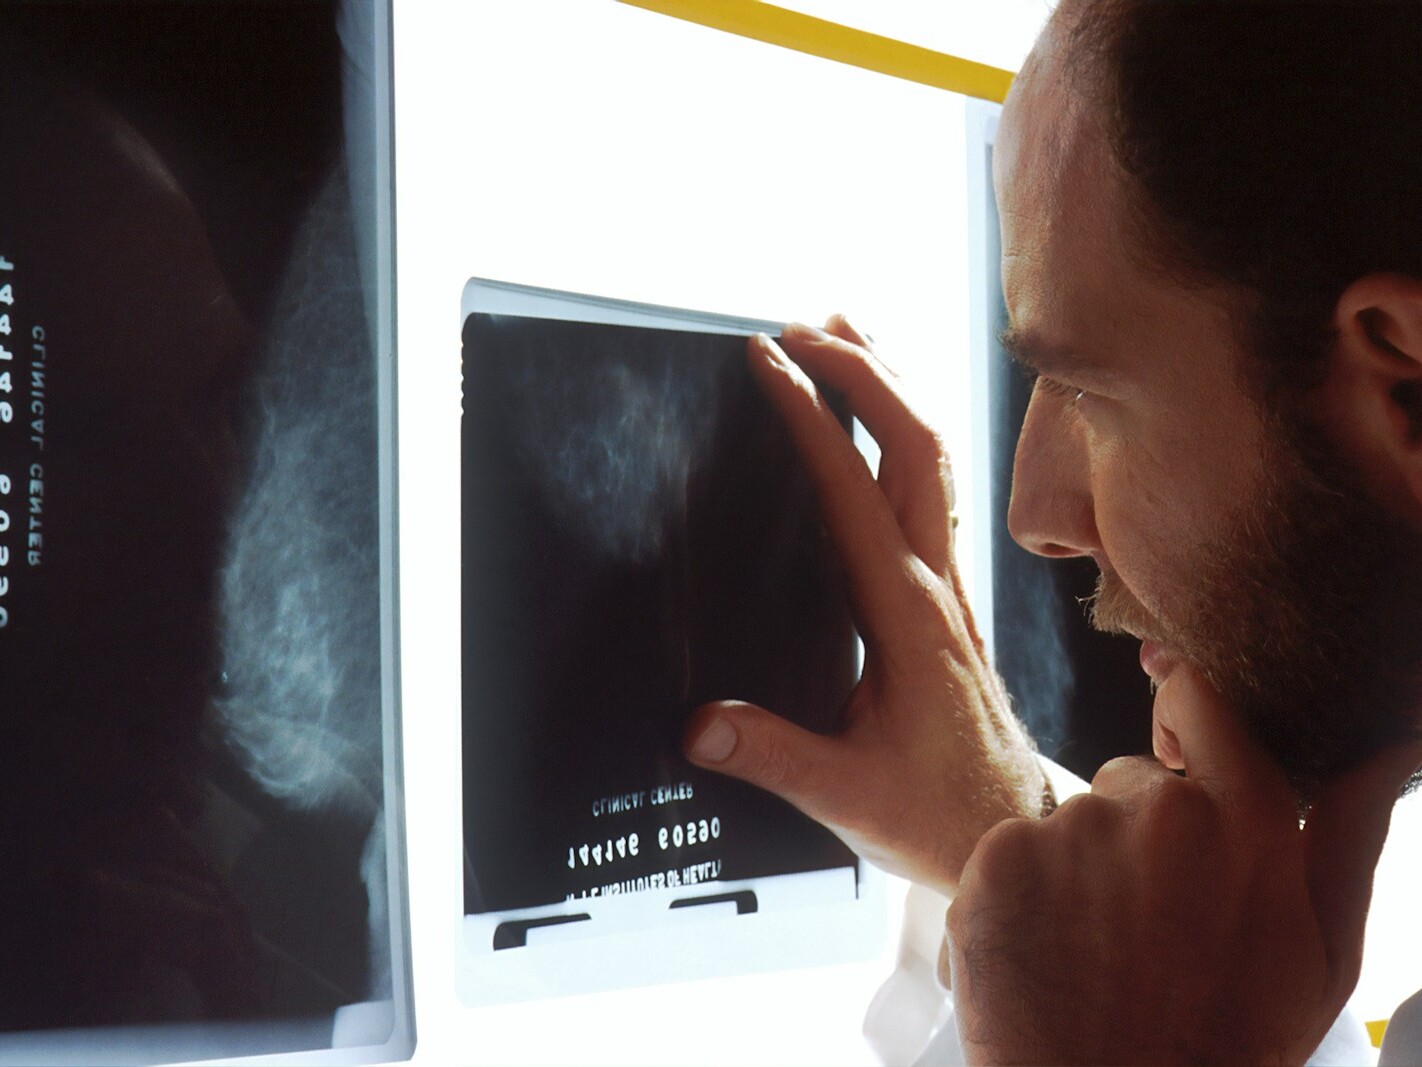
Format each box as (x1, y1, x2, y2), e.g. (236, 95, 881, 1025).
(392, 1, 1421, 1062)
(394, 4, 1042, 1061)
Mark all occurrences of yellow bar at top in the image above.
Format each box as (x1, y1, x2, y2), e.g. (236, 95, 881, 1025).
(616, 0, 1015, 104)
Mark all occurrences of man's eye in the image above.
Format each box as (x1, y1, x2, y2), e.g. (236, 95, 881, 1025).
(1033, 374, 1085, 405)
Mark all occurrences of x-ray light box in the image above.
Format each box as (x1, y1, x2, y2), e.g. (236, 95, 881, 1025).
(457, 278, 887, 1004)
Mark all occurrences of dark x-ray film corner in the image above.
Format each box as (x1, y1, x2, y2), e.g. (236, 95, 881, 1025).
(0, 2, 406, 1057)
(461, 312, 859, 918)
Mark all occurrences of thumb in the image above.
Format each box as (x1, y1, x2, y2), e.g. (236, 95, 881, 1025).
(1303, 738, 1422, 990)
(1156, 663, 1295, 821)
(684, 700, 848, 826)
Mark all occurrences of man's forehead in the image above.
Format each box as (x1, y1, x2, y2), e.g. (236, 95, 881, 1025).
(995, 36, 1112, 227)
(995, 53, 1127, 349)
(994, 5, 1090, 193)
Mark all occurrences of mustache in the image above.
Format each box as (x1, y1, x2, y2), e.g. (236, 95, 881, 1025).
(1082, 569, 1162, 642)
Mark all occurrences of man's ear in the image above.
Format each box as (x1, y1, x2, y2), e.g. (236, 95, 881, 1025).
(1327, 273, 1422, 525)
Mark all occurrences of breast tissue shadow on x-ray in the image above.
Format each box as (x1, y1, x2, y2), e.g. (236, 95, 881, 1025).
(513, 335, 721, 566)
(213, 163, 390, 1003)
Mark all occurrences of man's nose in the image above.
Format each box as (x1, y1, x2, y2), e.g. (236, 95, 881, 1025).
(1006, 387, 1098, 559)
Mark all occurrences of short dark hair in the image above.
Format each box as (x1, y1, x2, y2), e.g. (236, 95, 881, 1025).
(1068, 0, 1422, 397)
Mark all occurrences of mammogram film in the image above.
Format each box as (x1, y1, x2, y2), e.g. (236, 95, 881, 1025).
(0, 3, 400, 1050)
(462, 314, 858, 917)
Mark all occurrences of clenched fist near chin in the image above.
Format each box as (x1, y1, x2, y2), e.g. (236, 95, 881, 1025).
(947, 664, 1422, 1066)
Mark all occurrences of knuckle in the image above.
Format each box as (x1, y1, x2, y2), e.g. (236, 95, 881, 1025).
(835, 335, 879, 377)
(892, 416, 949, 480)
(1043, 795, 1133, 863)
(1090, 754, 1159, 793)
(846, 345, 895, 403)
(1048, 791, 1123, 838)
(892, 572, 972, 667)
(1139, 777, 1220, 834)
(906, 419, 947, 463)
(738, 728, 798, 797)
(897, 560, 952, 626)
(944, 891, 977, 947)
(1130, 783, 1226, 873)
(967, 816, 1039, 885)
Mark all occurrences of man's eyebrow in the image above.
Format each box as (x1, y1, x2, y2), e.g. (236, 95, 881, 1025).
(997, 327, 1121, 387)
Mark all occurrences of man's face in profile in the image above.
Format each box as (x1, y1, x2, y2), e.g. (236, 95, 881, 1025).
(993, 11, 1422, 797)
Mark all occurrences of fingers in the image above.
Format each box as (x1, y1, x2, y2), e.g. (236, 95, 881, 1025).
(1303, 738, 1422, 990)
(774, 320, 956, 577)
(747, 332, 930, 644)
(822, 313, 877, 355)
(1152, 663, 1297, 825)
(1152, 713, 1184, 769)
(683, 699, 855, 828)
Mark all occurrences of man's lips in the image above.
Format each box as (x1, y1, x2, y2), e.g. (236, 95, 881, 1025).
(1139, 639, 1179, 683)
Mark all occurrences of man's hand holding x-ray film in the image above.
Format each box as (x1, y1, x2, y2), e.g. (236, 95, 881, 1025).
(684, 318, 1047, 894)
